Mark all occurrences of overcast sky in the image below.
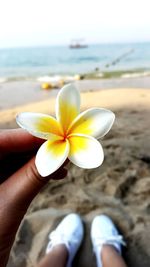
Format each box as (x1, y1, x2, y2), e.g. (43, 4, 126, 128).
(0, 0, 150, 48)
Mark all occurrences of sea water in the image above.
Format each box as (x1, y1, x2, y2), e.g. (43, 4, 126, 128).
(0, 42, 150, 81)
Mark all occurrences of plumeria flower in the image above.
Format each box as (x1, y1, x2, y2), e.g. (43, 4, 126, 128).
(16, 84, 115, 177)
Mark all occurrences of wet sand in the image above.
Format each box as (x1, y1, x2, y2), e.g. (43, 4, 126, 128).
(1, 76, 150, 110)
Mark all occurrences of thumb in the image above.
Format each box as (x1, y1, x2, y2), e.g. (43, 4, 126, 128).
(0, 157, 67, 266)
(1, 157, 67, 212)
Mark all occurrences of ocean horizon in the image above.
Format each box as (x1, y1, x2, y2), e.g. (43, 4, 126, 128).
(0, 42, 150, 82)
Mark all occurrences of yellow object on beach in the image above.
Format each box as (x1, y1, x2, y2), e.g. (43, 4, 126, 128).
(41, 80, 64, 90)
(41, 83, 52, 90)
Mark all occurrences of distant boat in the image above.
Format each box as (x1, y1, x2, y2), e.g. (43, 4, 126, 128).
(69, 39, 88, 49)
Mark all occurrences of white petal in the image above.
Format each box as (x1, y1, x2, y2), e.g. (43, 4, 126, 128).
(16, 112, 63, 140)
(68, 134, 104, 168)
(35, 139, 70, 177)
(68, 108, 115, 139)
(56, 84, 80, 133)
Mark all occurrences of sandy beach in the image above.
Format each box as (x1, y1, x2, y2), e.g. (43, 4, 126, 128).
(1, 80, 150, 267)
(1, 76, 150, 110)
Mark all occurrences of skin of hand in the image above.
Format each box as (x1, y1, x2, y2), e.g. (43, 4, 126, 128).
(0, 129, 68, 267)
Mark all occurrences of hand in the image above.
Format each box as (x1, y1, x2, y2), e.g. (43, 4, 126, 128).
(0, 129, 67, 267)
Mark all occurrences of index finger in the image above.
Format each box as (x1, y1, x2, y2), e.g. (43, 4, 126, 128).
(0, 129, 43, 156)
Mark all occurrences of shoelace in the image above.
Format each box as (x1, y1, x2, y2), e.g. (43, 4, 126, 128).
(46, 230, 79, 252)
(94, 235, 126, 247)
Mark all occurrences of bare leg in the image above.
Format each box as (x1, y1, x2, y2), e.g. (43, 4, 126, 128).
(38, 244, 68, 267)
(101, 245, 127, 267)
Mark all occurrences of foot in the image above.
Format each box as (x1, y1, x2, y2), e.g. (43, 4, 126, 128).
(46, 213, 84, 267)
(91, 214, 125, 267)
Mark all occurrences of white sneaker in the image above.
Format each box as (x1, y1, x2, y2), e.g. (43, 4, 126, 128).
(91, 214, 126, 267)
(46, 213, 84, 267)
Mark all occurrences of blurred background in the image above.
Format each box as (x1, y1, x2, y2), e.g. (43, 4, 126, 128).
(1, 1, 150, 267)
(0, 0, 150, 83)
